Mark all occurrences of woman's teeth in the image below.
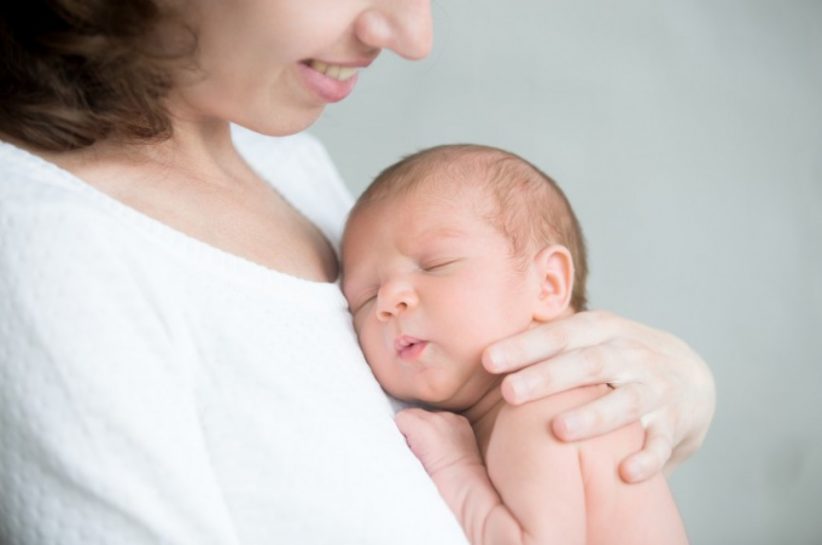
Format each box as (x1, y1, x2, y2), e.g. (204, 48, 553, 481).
(309, 60, 358, 81)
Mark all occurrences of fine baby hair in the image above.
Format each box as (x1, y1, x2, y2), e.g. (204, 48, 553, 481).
(351, 143, 589, 310)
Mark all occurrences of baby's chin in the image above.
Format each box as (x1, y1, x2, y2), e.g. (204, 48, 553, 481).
(415, 396, 474, 413)
(377, 357, 495, 411)
(392, 378, 485, 413)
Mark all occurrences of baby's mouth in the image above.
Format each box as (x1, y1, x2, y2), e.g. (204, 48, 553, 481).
(395, 335, 429, 360)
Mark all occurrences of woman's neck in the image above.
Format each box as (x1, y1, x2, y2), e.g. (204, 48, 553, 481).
(28, 101, 256, 194)
(10, 113, 339, 283)
(95, 117, 249, 187)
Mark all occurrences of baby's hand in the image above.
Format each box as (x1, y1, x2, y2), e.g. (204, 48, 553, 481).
(395, 408, 483, 477)
(396, 408, 523, 545)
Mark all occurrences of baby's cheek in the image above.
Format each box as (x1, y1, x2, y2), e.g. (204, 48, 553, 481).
(358, 326, 383, 365)
(453, 304, 527, 359)
(360, 329, 401, 386)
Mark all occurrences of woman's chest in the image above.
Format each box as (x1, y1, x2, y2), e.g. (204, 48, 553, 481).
(59, 152, 341, 283)
(174, 285, 467, 544)
(142, 181, 339, 282)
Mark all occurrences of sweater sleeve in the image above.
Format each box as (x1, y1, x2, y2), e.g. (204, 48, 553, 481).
(0, 201, 241, 544)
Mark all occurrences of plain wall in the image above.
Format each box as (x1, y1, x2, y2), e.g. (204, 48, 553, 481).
(312, 1, 822, 543)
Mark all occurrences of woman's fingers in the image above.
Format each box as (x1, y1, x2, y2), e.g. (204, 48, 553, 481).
(550, 383, 662, 441)
(499, 340, 652, 405)
(483, 310, 621, 373)
(485, 307, 716, 477)
(619, 415, 675, 483)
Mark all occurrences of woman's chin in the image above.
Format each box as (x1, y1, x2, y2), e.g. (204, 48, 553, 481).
(235, 106, 326, 136)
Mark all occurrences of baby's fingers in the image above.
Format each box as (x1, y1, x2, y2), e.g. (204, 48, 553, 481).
(619, 416, 675, 483)
(395, 409, 442, 471)
(551, 383, 661, 441)
(395, 408, 434, 446)
(395, 409, 478, 476)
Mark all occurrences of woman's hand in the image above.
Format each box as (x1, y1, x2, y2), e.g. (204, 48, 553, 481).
(482, 310, 716, 483)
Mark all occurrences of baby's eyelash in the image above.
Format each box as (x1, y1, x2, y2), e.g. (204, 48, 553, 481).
(421, 259, 461, 272)
(352, 294, 377, 314)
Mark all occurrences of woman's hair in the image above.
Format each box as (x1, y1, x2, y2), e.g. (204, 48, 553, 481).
(0, 1, 195, 151)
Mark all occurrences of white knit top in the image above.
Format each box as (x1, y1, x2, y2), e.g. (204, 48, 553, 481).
(0, 126, 467, 545)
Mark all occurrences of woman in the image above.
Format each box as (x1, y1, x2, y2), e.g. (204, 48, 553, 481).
(0, 1, 714, 544)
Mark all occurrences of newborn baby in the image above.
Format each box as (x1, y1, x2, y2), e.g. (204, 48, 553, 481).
(341, 144, 688, 545)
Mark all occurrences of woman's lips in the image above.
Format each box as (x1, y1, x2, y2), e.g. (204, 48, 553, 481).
(297, 60, 362, 103)
(395, 335, 429, 361)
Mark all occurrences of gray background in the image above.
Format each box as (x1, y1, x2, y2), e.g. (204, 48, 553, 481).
(312, 1, 822, 544)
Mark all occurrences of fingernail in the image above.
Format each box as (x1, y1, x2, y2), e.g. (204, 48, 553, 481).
(625, 459, 645, 481)
(485, 347, 507, 372)
(506, 377, 530, 403)
(558, 414, 585, 439)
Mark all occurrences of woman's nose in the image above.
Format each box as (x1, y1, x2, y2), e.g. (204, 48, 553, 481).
(355, 1, 433, 60)
(376, 281, 420, 321)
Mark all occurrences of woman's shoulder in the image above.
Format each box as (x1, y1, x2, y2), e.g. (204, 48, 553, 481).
(0, 139, 93, 204)
(0, 142, 123, 256)
(1, 140, 122, 225)
(0, 141, 154, 292)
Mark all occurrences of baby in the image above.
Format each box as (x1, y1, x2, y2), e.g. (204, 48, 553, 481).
(340, 144, 688, 545)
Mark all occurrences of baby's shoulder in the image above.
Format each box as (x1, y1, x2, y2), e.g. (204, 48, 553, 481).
(492, 384, 642, 463)
(495, 384, 612, 431)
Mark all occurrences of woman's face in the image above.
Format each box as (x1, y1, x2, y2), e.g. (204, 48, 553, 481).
(172, 0, 433, 135)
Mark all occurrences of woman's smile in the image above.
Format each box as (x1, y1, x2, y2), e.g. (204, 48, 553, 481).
(297, 56, 375, 103)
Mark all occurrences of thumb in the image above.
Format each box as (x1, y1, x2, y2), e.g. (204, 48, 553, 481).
(395, 408, 480, 476)
(395, 408, 443, 473)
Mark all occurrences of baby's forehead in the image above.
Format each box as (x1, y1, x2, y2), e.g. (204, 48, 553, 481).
(368, 175, 497, 227)
(345, 146, 560, 249)
(345, 182, 497, 248)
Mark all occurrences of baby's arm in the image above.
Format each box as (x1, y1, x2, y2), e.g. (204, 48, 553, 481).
(396, 385, 689, 545)
(395, 409, 525, 545)
(487, 385, 689, 544)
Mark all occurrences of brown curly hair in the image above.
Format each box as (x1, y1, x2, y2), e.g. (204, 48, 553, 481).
(0, 0, 195, 151)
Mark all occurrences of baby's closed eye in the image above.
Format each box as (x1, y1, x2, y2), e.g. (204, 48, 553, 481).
(350, 292, 377, 314)
(420, 258, 463, 272)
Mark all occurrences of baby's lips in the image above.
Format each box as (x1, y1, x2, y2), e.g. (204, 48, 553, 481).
(394, 334, 423, 352)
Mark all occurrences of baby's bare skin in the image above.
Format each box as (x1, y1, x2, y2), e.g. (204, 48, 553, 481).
(396, 384, 688, 545)
(342, 162, 690, 544)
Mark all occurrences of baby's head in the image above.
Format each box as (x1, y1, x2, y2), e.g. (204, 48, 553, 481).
(341, 144, 587, 411)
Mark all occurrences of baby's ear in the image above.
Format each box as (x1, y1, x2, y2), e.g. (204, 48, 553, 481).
(531, 245, 575, 322)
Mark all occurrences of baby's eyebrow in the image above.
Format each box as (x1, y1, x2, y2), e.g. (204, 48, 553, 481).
(340, 266, 375, 296)
(416, 226, 469, 243)
(339, 270, 358, 297)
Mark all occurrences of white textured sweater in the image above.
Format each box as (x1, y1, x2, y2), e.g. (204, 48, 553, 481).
(0, 127, 467, 545)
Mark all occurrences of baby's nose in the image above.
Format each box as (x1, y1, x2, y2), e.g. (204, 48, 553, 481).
(375, 282, 419, 320)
